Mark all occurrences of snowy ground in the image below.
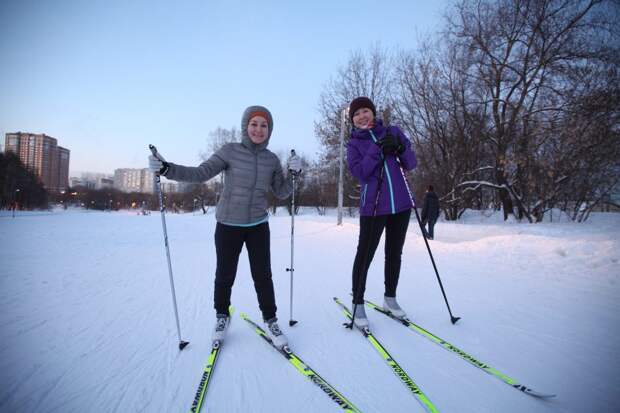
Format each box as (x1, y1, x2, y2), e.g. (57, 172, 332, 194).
(1, 208, 619, 413)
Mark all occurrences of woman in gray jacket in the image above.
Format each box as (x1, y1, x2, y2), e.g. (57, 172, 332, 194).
(148, 105, 301, 349)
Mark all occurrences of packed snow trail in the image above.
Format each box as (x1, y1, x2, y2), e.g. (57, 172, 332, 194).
(0, 209, 618, 412)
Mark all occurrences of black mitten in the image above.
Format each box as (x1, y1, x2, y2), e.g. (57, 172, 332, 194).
(377, 133, 403, 155)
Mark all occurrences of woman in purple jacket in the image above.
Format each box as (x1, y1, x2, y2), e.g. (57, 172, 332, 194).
(347, 97, 417, 328)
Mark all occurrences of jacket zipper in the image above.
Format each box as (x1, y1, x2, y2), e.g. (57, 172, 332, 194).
(248, 151, 258, 221)
(361, 184, 367, 207)
(369, 130, 396, 214)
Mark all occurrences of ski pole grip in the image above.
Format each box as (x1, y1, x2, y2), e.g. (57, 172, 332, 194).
(149, 144, 168, 179)
(288, 149, 300, 176)
(149, 144, 162, 160)
(149, 144, 168, 163)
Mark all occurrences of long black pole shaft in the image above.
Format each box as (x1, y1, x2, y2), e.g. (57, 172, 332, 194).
(412, 206, 460, 324)
(396, 161, 460, 324)
(288, 171, 298, 326)
(149, 144, 190, 350)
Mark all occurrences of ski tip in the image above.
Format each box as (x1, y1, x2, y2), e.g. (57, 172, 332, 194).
(451, 316, 461, 325)
(179, 340, 190, 350)
(289, 320, 298, 327)
(519, 386, 557, 399)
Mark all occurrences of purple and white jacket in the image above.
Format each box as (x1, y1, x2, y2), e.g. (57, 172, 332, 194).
(347, 120, 417, 216)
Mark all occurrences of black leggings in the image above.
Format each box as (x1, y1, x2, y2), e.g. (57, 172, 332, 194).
(214, 222, 277, 320)
(352, 209, 411, 304)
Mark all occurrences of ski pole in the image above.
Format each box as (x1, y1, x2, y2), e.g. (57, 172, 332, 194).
(149, 144, 190, 350)
(286, 149, 299, 327)
(396, 159, 460, 325)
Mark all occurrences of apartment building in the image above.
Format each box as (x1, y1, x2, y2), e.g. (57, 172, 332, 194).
(113, 168, 155, 193)
(4, 132, 71, 193)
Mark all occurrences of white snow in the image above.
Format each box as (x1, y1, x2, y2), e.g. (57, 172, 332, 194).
(1, 208, 619, 413)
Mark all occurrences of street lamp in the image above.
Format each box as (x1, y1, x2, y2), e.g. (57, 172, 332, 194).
(337, 107, 348, 225)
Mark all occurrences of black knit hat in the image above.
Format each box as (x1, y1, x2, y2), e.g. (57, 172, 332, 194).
(348, 97, 376, 122)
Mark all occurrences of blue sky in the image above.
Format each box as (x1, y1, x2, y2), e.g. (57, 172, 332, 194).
(0, 0, 449, 175)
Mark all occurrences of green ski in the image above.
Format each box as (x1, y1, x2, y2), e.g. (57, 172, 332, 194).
(240, 312, 362, 413)
(364, 299, 555, 398)
(189, 307, 234, 413)
(334, 297, 439, 413)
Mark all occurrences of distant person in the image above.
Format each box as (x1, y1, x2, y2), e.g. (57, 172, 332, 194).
(346, 96, 417, 328)
(148, 105, 301, 349)
(421, 185, 439, 240)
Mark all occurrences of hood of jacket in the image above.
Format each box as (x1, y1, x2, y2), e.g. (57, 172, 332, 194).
(241, 105, 273, 153)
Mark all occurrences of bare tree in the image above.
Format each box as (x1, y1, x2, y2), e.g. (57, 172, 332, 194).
(315, 46, 393, 208)
(313, 1, 618, 222)
(445, 0, 608, 220)
(392, 37, 488, 219)
(556, 77, 620, 221)
(0, 152, 49, 210)
(201, 126, 240, 157)
(198, 126, 240, 205)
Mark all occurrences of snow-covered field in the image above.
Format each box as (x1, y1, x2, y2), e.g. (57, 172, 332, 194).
(1, 208, 619, 413)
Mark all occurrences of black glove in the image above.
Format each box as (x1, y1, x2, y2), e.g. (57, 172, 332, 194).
(377, 133, 404, 155)
(159, 161, 170, 176)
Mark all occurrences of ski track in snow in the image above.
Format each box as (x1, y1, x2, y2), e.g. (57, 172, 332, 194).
(1, 209, 619, 413)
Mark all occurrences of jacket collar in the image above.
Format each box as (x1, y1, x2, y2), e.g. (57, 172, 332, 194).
(351, 119, 385, 140)
(241, 134, 269, 153)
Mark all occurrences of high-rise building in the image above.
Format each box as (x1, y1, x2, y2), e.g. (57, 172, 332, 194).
(98, 177, 114, 190)
(70, 172, 115, 190)
(113, 168, 155, 193)
(4, 132, 70, 193)
(57, 146, 70, 192)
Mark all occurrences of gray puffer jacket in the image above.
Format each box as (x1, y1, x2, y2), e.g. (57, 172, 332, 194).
(164, 106, 293, 225)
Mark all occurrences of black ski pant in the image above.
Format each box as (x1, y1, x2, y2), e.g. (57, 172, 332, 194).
(214, 222, 277, 320)
(422, 216, 437, 239)
(352, 208, 411, 305)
